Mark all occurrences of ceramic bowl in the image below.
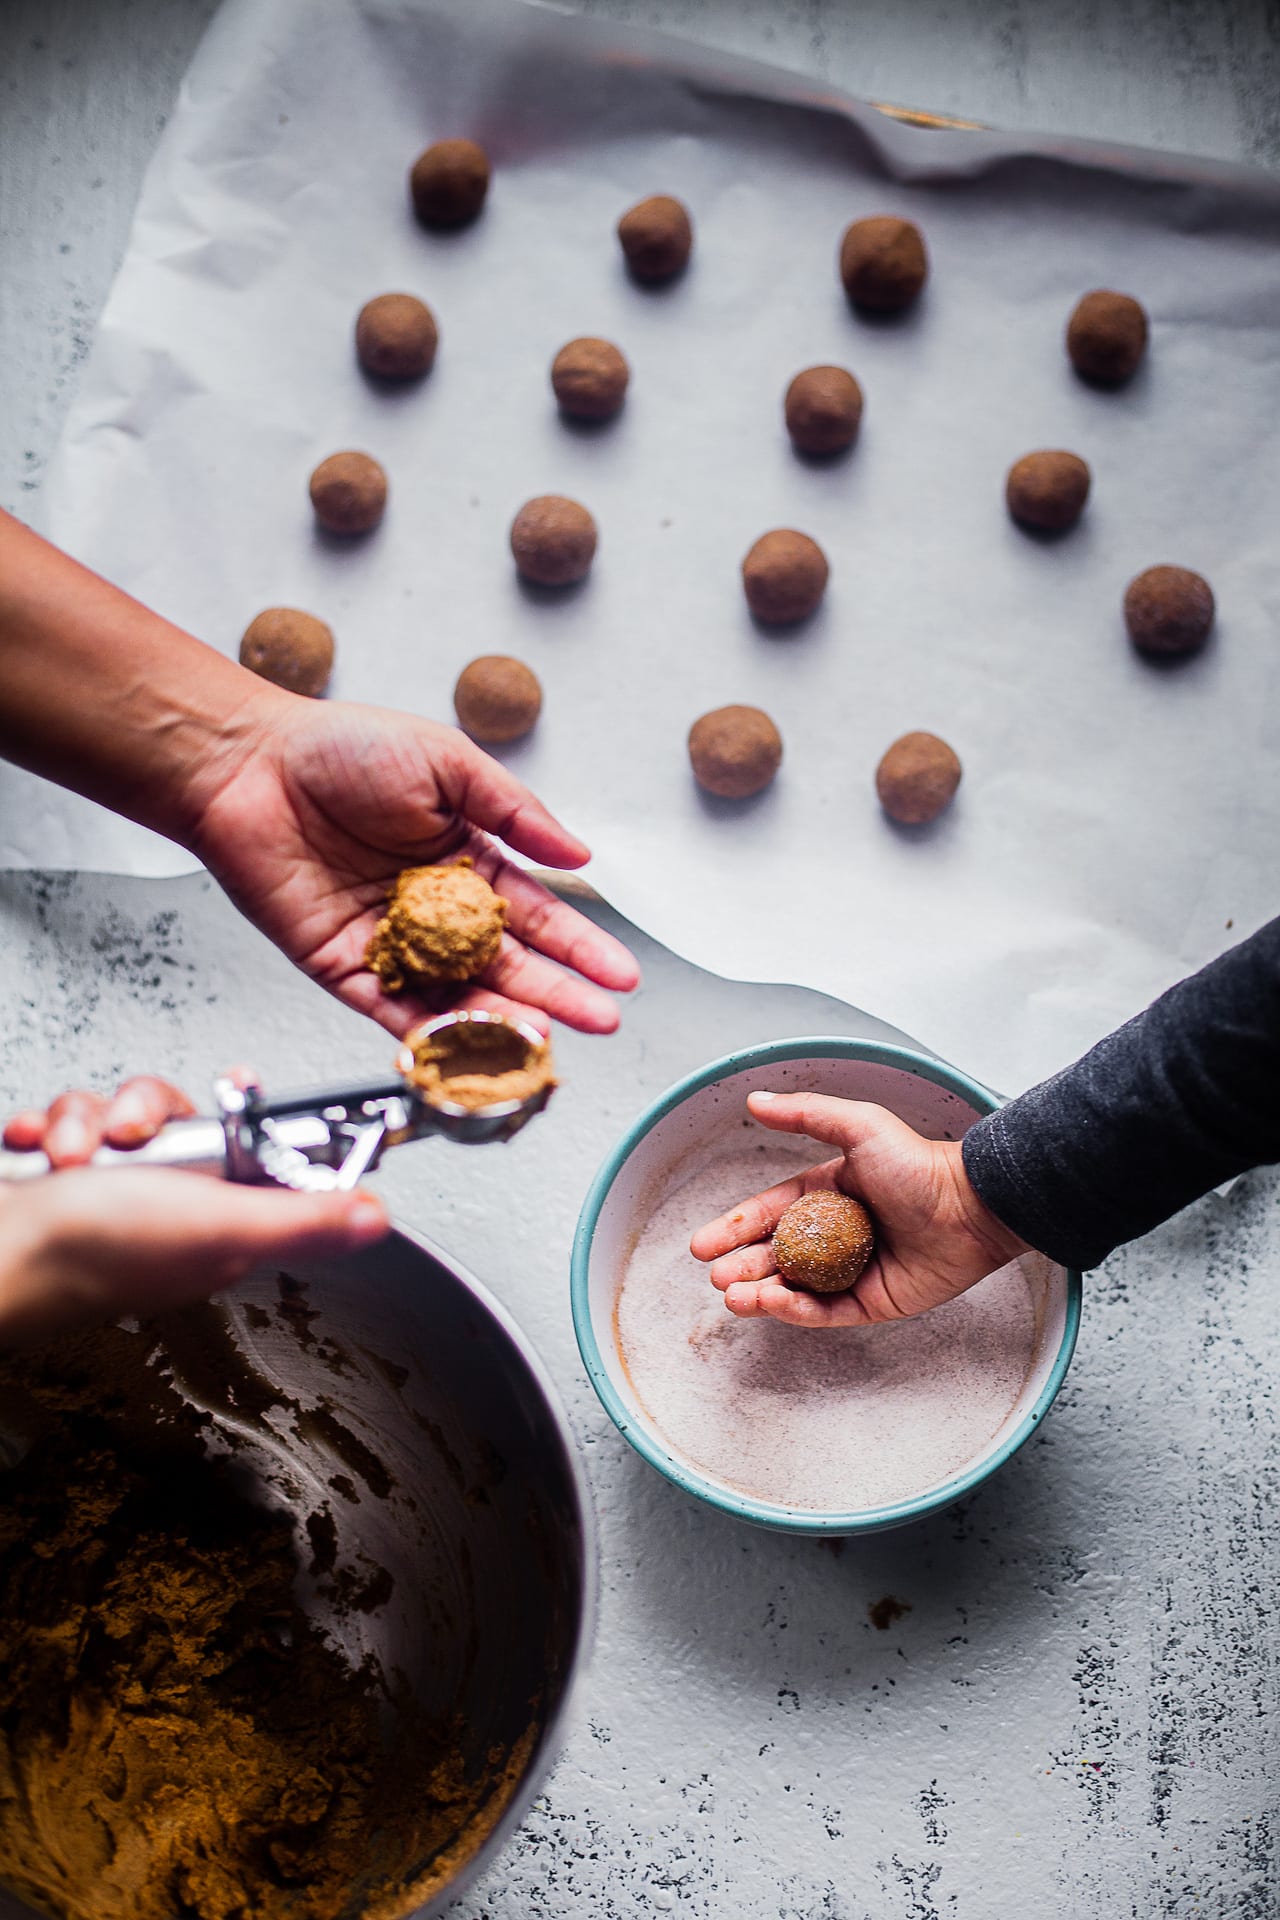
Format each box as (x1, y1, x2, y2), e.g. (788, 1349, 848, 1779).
(572, 1037, 1080, 1535)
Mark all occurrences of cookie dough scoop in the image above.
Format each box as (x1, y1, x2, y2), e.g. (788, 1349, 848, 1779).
(0, 1012, 556, 1186)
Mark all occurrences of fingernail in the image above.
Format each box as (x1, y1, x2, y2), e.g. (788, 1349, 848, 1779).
(344, 1196, 388, 1244)
(752, 1090, 776, 1103)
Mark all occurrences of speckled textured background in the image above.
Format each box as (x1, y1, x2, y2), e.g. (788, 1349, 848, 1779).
(3, 4, 1280, 1915)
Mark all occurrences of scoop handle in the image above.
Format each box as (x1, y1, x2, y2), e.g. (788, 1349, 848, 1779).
(0, 1116, 229, 1184)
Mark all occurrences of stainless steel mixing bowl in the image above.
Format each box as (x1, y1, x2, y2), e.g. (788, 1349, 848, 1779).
(0, 1225, 593, 1920)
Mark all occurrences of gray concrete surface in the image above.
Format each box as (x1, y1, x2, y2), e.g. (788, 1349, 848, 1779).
(2, 4, 1279, 1916)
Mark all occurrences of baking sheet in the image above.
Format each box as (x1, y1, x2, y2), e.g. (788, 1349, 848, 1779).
(8, 0, 1280, 1093)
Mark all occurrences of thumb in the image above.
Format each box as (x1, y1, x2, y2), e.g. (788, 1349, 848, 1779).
(5, 1170, 389, 1340)
(747, 1092, 918, 1156)
(110, 1173, 390, 1272)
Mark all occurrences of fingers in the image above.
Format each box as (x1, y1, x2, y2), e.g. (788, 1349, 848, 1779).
(465, 845, 640, 1032)
(479, 932, 625, 1035)
(328, 851, 638, 1039)
(693, 1170, 810, 1263)
(4, 1078, 199, 1167)
(471, 851, 640, 994)
(102, 1076, 195, 1148)
(43, 1091, 109, 1168)
(722, 1277, 877, 1329)
(121, 1176, 389, 1276)
(336, 970, 557, 1045)
(438, 732, 592, 871)
(745, 1091, 898, 1154)
(690, 1159, 843, 1263)
(223, 1064, 263, 1093)
(707, 1241, 778, 1292)
(3, 1169, 391, 1341)
(2, 1110, 48, 1152)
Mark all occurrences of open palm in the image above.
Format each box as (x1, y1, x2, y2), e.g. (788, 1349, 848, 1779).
(190, 698, 639, 1039)
(690, 1091, 1027, 1327)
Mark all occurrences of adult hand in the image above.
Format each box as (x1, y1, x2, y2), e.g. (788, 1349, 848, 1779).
(0, 511, 638, 1043)
(4, 1075, 195, 1166)
(188, 696, 640, 1040)
(689, 1092, 1029, 1328)
(0, 1168, 387, 1345)
(0, 1072, 391, 1342)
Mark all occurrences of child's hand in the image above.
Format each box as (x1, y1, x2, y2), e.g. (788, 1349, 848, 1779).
(690, 1091, 1028, 1329)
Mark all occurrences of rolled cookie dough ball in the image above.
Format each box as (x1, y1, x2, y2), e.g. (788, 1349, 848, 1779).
(551, 337, 629, 420)
(409, 138, 490, 228)
(365, 859, 507, 991)
(876, 731, 962, 825)
(688, 705, 783, 799)
(742, 529, 829, 625)
(454, 655, 543, 743)
(355, 293, 438, 380)
(1123, 565, 1215, 657)
(510, 495, 597, 586)
(839, 216, 928, 312)
(784, 365, 863, 456)
(617, 195, 692, 283)
(309, 451, 388, 535)
(1005, 449, 1091, 532)
(1066, 290, 1148, 383)
(773, 1191, 876, 1294)
(239, 607, 334, 698)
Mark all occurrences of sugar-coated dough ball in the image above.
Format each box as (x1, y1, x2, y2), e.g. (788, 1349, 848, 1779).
(409, 138, 490, 227)
(742, 530, 829, 625)
(1005, 450, 1091, 531)
(688, 705, 783, 799)
(510, 495, 597, 586)
(365, 859, 507, 991)
(355, 293, 438, 380)
(309, 451, 387, 535)
(551, 337, 630, 420)
(839, 216, 928, 311)
(239, 607, 334, 698)
(876, 731, 962, 824)
(617, 195, 692, 282)
(772, 1191, 876, 1294)
(784, 365, 863, 455)
(454, 655, 543, 743)
(1067, 290, 1148, 383)
(1124, 565, 1215, 657)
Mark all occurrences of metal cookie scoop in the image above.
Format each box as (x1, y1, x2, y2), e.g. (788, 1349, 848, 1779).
(0, 1012, 555, 1192)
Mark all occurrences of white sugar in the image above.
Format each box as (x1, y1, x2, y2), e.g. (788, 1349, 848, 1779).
(616, 1137, 1039, 1513)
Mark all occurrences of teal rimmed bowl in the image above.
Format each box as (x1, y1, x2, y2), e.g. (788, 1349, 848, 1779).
(571, 1037, 1081, 1535)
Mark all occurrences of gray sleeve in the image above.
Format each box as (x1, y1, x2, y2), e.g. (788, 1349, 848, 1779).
(961, 918, 1280, 1271)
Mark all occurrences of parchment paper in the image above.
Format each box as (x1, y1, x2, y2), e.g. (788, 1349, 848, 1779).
(8, 0, 1280, 1092)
